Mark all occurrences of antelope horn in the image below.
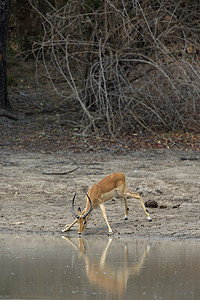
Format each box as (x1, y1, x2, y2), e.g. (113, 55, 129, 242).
(72, 193, 80, 219)
(82, 193, 93, 219)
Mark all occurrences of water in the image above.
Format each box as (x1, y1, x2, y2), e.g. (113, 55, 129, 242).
(0, 234, 199, 300)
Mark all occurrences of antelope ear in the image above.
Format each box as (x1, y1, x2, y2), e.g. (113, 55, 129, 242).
(77, 207, 81, 213)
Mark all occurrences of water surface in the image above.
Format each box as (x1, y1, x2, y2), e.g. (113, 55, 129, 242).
(0, 234, 199, 300)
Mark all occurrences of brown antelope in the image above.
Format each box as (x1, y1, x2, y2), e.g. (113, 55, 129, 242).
(62, 172, 152, 236)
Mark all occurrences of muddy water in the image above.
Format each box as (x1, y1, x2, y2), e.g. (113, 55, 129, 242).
(0, 234, 199, 300)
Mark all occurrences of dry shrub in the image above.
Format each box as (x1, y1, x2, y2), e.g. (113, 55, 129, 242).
(30, 0, 200, 136)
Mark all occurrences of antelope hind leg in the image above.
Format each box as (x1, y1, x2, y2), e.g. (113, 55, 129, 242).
(114, 189, 129, 220)
(124, 191, 152, 221)
(134, 192, 152, 221)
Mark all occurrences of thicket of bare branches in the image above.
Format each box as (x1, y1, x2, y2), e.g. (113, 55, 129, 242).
(30, 0, 200, 136)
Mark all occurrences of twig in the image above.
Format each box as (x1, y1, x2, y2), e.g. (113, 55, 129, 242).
(180, 157, 200, 161)
(43, 167, 79, 175)
(0, 108, 19, 120)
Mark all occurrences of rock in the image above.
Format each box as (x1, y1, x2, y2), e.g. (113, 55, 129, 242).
(159, 204, 167, 209)
(172, 204, 180, 209)
(145, 200, 158, 208)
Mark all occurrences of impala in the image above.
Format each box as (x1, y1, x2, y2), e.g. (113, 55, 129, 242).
(62, 172, 152, 236)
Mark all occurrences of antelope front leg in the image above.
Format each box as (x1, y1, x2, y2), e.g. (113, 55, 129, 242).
(124, 198, 129, 220)
(99, 203, 113, 233)
(62, 219, 78, 233)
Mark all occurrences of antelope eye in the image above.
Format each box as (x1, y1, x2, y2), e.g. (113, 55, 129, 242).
(83, 220, 87, 225)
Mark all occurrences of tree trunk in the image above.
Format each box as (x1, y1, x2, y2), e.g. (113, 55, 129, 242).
(0, 0, 11, 109)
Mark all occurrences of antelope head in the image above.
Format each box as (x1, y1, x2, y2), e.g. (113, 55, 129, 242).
(72, 193, 93, 237)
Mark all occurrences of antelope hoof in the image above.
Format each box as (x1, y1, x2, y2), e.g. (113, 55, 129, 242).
(147, 217, 152, 222)
(125, 217, 128, 220)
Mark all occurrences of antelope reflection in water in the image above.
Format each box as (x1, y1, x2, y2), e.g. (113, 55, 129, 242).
(63, 237, 150, 296)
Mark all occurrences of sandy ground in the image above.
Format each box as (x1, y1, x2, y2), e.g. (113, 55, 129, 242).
(0, 148, 200, 239)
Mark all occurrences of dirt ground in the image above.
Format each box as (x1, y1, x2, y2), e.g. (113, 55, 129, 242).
(0, 148, 200, 239)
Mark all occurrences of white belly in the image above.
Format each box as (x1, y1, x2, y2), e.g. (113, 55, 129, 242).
(101, 190, 116, 202)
